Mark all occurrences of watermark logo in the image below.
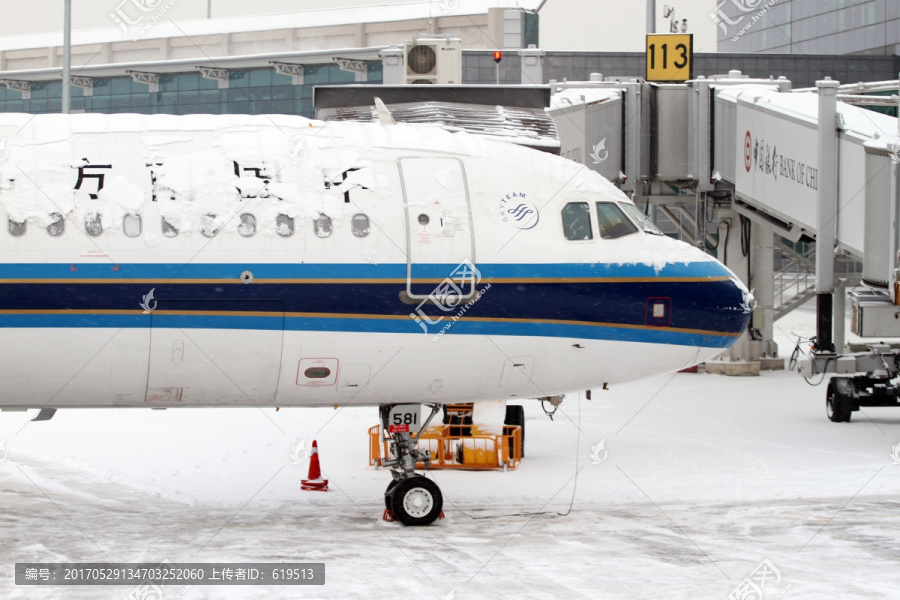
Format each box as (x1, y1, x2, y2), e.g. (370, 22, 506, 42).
(109, 0, 179, 42)
(290, 439, 309, 464)
(589, 138, 609, 164)
(290, 140, 307, 163)
(442, 590, 456, 600)
(139, 288, 157, 314)
(890, 142, 900, 165)
(727, 559, 789, 600)
(711, 0, 780, 42)
(891, 442, 900, 465)
(499, 192, 540, 230)
(589, 439, 608, 464)
(438, 0, 458, 11)
(0, 439, 7, 460)
(409, 260, 491, 339)
(0, 139, 8, 163)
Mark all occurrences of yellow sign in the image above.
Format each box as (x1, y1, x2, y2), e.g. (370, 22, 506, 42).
(646, 34, 693, 82)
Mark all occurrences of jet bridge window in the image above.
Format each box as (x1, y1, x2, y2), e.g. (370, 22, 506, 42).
(276, 213, 294, 237)
(314, 214, 333, 238)
(619, 202, 662, 235)
(8, 219, 26, 237)
(561, 202, 593, 240)
(123, 213, 142, 238)
(595, 202, 638, 239)
(351, 213, 370, 238)
(47, 213, 65, 238)
(85, 213, 102, 237)
(238, 214, 257, 237)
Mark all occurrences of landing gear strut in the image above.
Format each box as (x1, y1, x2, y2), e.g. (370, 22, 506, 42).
(379, 404, 444, 525)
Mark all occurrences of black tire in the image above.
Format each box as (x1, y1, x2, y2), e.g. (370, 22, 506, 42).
(384, 479, 400, 509)
(827, 379, 853, 422)
(390, 476, 443, 526)
(505, 404, 525, 458)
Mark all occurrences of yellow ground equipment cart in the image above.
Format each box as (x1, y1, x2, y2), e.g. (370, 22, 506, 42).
(369, 403, 524, 470)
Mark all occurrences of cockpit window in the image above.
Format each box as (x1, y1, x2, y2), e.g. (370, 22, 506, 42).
(619, 202, 662, 235)
(595, 202, 638, 239)
(561, 202, 593, 241)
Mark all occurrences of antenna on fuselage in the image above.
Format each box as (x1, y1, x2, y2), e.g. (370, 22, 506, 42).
(373, 97, 396, 125)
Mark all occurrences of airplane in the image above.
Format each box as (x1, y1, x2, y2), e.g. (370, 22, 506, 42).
(0, 110, 752, 525)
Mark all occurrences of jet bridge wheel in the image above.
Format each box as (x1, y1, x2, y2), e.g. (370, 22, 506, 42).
(389, 475, 443, 526)
(827, 378, 853, 423)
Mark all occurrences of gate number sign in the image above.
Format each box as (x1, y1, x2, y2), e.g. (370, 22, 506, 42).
(646, 34, 693, 82)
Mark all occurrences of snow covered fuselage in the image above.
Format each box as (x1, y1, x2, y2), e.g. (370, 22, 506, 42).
(0, 113, 750, 408)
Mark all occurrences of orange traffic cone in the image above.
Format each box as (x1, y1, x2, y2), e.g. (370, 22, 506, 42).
(301, 440, 329, 492)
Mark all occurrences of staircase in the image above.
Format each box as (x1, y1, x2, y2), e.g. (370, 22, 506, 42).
(774, 238, 816, 320)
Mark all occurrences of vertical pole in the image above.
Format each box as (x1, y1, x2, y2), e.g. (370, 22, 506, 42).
(834, 279, 846, 353)
(207, 0, 212, 19)
(647, 0, 656, 35)
(62, 0, 71, 114)
(495, 63, 499, 85)
(815, 78, 839, 353)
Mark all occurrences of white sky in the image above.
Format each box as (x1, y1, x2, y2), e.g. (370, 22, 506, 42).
(0, 0, 716, 53)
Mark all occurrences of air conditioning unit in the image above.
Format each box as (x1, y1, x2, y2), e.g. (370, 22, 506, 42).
(404, 37, 461, 84)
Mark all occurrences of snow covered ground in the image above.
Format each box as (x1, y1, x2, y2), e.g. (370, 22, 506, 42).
(2, 299, 900, 600)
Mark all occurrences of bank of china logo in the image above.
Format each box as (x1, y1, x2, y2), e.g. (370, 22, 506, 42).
(891, 442, 900, 465)
(589, 138, 609, 164)
(139, 288, 157, 314)
(891, 142, 900, 165)
(290, 440, 309, 464)
(499, 193, 540, 230)
(589, 439, 608, 464)
(290, 139, 307, 163)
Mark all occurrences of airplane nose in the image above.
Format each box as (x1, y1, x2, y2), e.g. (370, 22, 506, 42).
(718, 275, 754, 338)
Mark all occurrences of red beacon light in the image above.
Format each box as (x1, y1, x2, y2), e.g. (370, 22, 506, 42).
(493, 51, 502, 63)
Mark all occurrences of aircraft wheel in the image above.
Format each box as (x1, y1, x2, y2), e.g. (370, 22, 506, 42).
(827, 379, 853, 423)
(390, 475, 443, 526)
(384, 479, 400, 509)
(505, 404, 525, 458)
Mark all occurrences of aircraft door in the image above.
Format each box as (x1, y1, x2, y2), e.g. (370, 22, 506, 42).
(398, 157, 476, 298)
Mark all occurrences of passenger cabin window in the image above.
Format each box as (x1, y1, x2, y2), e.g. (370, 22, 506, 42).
(201, 214, 219, 238)
(238, 213, 257, 237)
(619, 202, 662, 235)
(351, 213, 370, 238)
(123, 213, 142, 238)
(314, 214, 332, 238)
(8, 219, 26, 237)
(595, 202, 638, 239)
(276, 214, 294, 237)
(161, 217, 178, 238)
(561, 202, 593, 240)
(47, 214, 65, 237)
(85, 213, 102, 237)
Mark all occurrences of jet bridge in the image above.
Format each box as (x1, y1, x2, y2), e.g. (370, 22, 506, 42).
(548, 72, 900, 382)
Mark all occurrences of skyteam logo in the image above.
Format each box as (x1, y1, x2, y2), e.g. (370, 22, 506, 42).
(499, 192, 539, 230)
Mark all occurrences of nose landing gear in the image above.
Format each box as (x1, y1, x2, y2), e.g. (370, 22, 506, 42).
(379, 404, 444, 525)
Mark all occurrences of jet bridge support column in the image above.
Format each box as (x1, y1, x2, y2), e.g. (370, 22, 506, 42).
(815, 78, 840, 354)
(750, 222, 781, 368)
